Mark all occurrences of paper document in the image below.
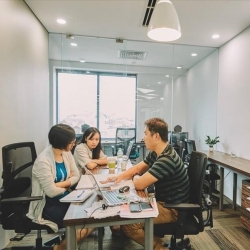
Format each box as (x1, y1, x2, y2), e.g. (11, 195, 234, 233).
(75, 175, 95, 189)
(85, 201, 120, 219)
(60, 189, 94, 202)
(120, 198, 159, 218)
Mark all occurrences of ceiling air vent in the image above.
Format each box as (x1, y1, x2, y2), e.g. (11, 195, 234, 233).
(142, 0, 157, 27)
(118, 50, 148, 60)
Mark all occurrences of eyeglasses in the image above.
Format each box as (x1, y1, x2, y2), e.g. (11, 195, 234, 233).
(69, 139, 76, 145)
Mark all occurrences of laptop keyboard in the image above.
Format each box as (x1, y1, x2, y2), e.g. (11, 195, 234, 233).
(102, 190, 126, 206)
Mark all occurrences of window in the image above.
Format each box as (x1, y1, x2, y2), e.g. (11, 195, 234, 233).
(56, 69, 137, 140)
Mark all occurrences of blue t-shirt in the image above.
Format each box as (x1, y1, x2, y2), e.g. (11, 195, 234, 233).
(53, 162, 69, 200)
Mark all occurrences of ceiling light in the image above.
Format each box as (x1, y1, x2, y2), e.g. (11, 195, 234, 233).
(71, 43, 77, 46)
(165, 75, 169, 77)
(160, 97, 164, 100)
(80, 59, 85, 63)
(212, 34, 220, 39)
(191, 53, 197, 57)
(57, 19, 66, 24)
(177, 66, 182, 69)
(147, 0, 181, 42)
(158, 82, 161, 84)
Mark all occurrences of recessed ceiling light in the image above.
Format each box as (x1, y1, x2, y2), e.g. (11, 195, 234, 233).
(158, 82, 161, 84)
(160, 97, 164, 101)
(80, 59, 85, 63)
(212, 34, 220, 39)
(71, 43, 77, 46)
(165, 75, 169, 77)
(191, 53, 197, 57)
(57, 19, 66, 24)
(177, 66, 182, 69)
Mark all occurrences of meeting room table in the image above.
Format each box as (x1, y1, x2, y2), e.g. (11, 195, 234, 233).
(63, 160, 155, 250)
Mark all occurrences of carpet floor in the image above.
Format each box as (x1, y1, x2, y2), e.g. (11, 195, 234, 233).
(5, 204, 250, 250)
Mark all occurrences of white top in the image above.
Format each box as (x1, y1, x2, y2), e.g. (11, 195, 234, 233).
(74, 143, 107, 169)
(27, 146, 80, 232)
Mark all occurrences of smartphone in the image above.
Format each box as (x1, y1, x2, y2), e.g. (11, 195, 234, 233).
(140, 202, 153, 211)
(129, 202, 142, 212)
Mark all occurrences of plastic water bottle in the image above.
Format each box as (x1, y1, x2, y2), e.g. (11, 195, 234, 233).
(117, 148, 123, 168)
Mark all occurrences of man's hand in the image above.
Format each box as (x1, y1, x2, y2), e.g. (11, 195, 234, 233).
(100, 174, 124, 185)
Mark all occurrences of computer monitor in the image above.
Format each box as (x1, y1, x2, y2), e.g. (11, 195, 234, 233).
(169, 132, 188, 146)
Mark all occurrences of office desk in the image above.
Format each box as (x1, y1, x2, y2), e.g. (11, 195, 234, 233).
(64, 162, 154, 250)
(202, 150, 250, 211)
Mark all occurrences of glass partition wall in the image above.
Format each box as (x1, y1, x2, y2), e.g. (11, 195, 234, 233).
(49, 33, 218, 150)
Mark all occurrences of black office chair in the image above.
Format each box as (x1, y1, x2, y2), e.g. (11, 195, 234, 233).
(0, 142, 60, 250)
(154, 151, 207, 250)
(111, 128, 139, 160)
(182, 139, 214, 227)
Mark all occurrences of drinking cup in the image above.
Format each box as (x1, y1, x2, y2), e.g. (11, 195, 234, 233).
(107, 157, 116, 173)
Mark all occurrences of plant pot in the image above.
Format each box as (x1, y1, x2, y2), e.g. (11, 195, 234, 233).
(209, 146, 214, 152)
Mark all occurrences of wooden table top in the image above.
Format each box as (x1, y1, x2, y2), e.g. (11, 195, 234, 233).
(202, 150, 250, 177)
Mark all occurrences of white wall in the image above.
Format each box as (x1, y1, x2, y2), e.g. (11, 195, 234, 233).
(217, 27, 250, 203)
(0, 0, 50, 248)
(169, 50, 219, 150)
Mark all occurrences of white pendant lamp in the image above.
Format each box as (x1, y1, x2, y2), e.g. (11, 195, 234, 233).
(147, 0, 181, 42)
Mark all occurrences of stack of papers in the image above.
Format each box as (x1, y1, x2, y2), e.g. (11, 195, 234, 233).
(60, 189, 94, 202)
(120, 198, 159, 218)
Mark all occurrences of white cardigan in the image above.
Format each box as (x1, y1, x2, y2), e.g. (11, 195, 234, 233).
(27, 146, 80, 232)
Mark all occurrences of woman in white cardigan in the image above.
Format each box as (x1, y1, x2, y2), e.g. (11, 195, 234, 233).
(27, 124, 94, 250)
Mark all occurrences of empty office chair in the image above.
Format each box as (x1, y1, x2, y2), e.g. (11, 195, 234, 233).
(0, 142, 60, 250)
(111, 128, 139, 160)
(154, 151, 207, 250)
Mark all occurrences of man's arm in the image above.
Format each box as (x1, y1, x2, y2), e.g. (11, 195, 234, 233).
(100, 161, 149, 184)
(133, 172, 158, 190)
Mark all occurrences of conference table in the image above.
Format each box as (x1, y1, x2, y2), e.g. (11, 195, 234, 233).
(63, 162, 155, 250)
(202, 150, 250, 211)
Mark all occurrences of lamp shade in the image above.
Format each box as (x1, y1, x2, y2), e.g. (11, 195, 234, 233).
(147, 0, 181, 42)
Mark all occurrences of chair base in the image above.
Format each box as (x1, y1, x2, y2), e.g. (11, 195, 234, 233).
(2, 235, 60, 250)
(165, 237, 191, 250)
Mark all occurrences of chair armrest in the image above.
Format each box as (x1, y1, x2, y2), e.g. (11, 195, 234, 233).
(0, 188, 4, 196)
(164, 203, 200, 210)
(1, 196, 42, 204)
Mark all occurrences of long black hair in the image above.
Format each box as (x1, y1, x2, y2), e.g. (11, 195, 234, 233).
(81, 127, 102, 159)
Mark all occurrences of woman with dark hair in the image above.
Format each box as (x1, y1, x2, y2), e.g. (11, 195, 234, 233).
(27, 124, 94, 250)
(74, 127, 107, 172)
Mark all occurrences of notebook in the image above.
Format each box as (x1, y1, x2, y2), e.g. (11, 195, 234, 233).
(60, 189, 94, 203)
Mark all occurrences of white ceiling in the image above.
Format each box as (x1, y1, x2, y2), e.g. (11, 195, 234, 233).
(25, 0, 250, 47)
(24, 0, 250, 79)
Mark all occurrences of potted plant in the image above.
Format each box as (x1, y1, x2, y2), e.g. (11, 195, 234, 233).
(205, 135, 220, 151)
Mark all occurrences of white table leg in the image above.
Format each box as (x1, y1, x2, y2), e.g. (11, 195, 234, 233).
(66, 225, 76, 250)
(144, 218, 154, 250)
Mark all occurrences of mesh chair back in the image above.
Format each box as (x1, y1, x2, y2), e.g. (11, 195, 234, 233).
(2, 142, 37, 197)
(115, 128, 136, 153)
(188, 151, 207, 230)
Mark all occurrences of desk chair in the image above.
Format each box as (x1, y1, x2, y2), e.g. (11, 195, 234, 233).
(183, 139, 214, 227)
(154, 151, 207, 250)
(0, 142, 60, 250)
(111, 128, 139, 160)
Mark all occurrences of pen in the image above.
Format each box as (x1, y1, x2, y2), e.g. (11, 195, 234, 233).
(77, 190, 85, 198)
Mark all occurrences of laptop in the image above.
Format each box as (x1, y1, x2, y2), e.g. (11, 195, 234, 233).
(84, 167, 139, 207)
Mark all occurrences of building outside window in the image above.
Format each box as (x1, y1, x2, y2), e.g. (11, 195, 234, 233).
(56, 70, 137, 141)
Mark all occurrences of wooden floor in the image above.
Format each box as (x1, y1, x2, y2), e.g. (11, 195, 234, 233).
(5, 202, 250, 250)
